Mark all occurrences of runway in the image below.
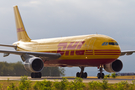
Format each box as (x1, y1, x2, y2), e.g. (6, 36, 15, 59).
(0, 76, 134, 84)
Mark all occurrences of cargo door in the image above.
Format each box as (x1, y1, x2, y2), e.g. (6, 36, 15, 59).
(85, 38, 96, 57)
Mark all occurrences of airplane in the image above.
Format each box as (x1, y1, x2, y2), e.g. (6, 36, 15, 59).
(0, 5, 134, 79)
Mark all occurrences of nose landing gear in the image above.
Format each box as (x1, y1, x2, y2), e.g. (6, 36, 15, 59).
(97, 65, 104, 79)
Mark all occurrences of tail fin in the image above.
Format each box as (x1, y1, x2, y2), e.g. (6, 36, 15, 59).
(13, 5, 31, 42)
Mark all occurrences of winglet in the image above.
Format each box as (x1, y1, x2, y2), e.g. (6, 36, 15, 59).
(13, 5, 31, 42)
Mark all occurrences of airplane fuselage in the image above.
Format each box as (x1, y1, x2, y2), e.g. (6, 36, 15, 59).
(14, 34, 121, 67)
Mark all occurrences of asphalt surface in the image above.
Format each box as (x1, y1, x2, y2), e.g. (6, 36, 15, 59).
(0, 76, 134, 84)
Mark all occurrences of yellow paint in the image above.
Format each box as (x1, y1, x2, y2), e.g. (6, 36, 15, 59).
(14, 6, 31, 42)
(13, 6, 121, 65)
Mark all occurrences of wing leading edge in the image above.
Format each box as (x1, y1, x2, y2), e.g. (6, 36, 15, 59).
(0, 49, 61, 60)
(121, 50, 135, 56)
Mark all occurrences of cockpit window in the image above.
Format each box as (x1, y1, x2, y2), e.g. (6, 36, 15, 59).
(115, 42, 118, 45)
(102, 42, 118, 46)
(102, 42, 108, 46)
(109, 42, 115, 45)
(105, 42, 108, 45)
(102, 42, 105, 46)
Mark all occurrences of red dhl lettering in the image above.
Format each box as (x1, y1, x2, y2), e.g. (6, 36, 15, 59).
(57, 42, 67, 51)
(67, 42, 79, 50)
(57, 41, 85, 50)
(17, 27, 25, 32)
(76, 41, 85, 49)
(57, 41, 85, 55)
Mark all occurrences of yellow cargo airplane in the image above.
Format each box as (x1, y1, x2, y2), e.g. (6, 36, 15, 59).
(0, 5, 134, 79)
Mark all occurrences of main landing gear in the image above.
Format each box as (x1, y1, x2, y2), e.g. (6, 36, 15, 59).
(76, 67, 87, 78)
(97, 66, 104, 79)
(31, 72, 42, 78)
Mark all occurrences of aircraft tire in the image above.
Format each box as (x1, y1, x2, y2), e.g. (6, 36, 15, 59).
(84, 72, 87, 78)
(76, 72, 80, 77)
(31, 72, 42, 78)
(97, 73, 101, 79)
(101, 73, 104, 79)
(97, 73, 104, 79)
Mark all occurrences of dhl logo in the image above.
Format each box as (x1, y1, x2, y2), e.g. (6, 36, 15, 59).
(57, 41, 85, 56)
(47, 41, 121, 56)
(17, 27, 25, 32)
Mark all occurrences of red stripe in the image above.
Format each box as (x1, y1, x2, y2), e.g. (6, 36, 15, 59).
(94, 50, 120, 51)
(95, 54, 120, 55)
(95, 52, 121, 53)
(86, 50, 93, 51)
(85, 52, 93, 53)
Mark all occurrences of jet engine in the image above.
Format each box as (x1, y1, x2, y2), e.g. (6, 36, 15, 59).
(104, 59, 123, 72)
(22, 55, 44, 72)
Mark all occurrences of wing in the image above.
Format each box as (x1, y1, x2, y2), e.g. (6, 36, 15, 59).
(0, 49, 61, 60)
(121, 50, 135, 56)
(0, 44, 61, 60)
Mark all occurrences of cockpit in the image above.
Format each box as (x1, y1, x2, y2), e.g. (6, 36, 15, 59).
(102, 42, 118, 46)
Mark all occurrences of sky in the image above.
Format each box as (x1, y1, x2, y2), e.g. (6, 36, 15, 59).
(0, 0, 135, 76)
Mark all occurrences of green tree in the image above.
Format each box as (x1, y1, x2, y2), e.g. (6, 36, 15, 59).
(0, 61, 65, 76)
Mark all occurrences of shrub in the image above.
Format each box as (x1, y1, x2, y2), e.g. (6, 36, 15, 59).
(132, 80, 135, 85)
(0, 84, 3, 90)
(54, 77, 68, 90)
(101, 78, 108, 90)
(7, 83, 18, 90)
(105, 74, 110, 78)
(88, 81, 101, 90)
(18, 76, 31, 90)
(111, 73, 116, 78)
(69, 77, 85, 90)
(115, 81, 129, 90)
(33, 79, 53, 90)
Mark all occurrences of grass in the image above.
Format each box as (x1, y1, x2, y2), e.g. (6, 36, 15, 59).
(0, 76, 135, 90)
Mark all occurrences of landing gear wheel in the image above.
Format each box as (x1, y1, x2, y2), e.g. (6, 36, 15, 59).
(76, 72, 80, 77)
(76, 72, 87, 78)
(31, 72, 42, 78)
(97, 73, 101, 79)
(83, 72, 87, 78)
(76, 67, 88, 78)
(101, 73, 104, 79)
(97, 65, 105, 79)
(97, 73, 104, 79)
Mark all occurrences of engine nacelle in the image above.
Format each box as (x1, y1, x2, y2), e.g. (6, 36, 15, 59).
(23, 56, 44, 72)
(104, 59, 123, 72)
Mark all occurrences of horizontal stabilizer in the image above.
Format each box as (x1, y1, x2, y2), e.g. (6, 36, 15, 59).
(0, 44, 17, 49)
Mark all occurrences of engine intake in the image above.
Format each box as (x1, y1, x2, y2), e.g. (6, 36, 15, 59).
(22, 55, 44, 72)
(104, 59, 123, 72)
